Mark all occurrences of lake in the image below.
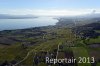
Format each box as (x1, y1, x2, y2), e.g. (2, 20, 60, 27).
(0, 17, 58, 31)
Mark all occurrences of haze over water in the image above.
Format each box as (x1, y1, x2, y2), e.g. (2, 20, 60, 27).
(0, 17, 58, 31)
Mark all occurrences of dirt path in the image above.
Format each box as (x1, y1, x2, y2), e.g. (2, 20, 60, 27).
(13, 49, 36, 66)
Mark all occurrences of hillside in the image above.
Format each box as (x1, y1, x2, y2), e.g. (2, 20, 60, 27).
(0, 17, 100, 66)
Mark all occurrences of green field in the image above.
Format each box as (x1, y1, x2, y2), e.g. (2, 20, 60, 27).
(0, 24, 100, 66)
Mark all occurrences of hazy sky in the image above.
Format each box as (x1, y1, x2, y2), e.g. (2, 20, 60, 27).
(0, 0, 100, 16)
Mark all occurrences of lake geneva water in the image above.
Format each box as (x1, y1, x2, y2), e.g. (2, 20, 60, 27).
(0, 17, 58, 31)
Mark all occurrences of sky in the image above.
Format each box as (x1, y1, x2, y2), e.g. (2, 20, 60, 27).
(0, 0, 100, 16)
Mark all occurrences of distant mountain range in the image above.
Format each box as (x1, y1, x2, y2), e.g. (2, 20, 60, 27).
(0, 14, 37, 19)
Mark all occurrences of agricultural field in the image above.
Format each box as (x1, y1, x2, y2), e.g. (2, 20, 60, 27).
(0, 19, 100, 66)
